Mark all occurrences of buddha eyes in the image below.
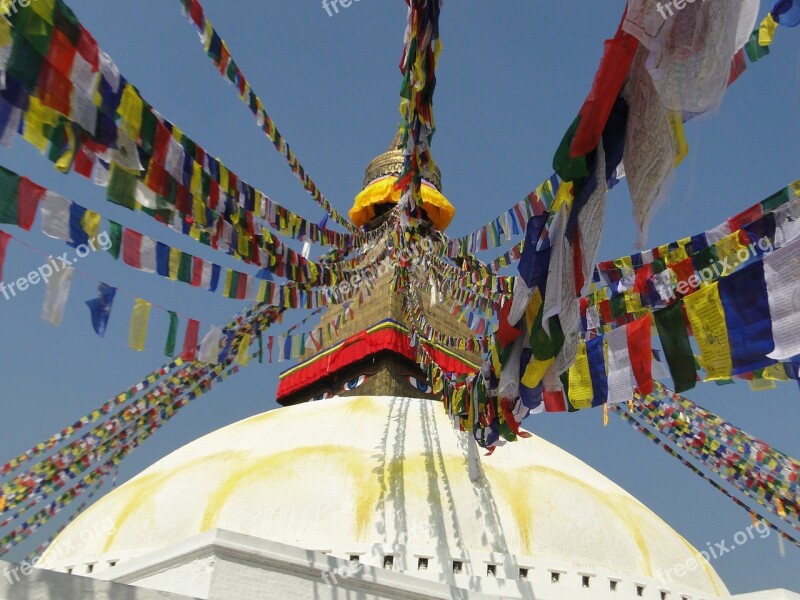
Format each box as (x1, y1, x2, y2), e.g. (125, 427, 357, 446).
(341, 374, 369, 392)
(311, 391, 333, 401)
(407, 376, 432, 394)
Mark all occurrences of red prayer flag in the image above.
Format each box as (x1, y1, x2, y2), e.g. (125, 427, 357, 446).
(0, 230, 10, 281)
(181, 319, 200, 361)
(74, 147, 94, 178)
(17, 178, 45, 231)
(191, 257, 203, 287)
(236, 273, 248, 300)
(543, 390, 567, 413)
(729, 202, 763, 232)
(495, 299, 522, 349)
(627, 314, 653, 395)
(122, 229, 143, 269)
(570, 13, 640, 158)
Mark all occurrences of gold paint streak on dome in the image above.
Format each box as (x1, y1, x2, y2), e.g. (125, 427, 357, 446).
(200, 445, 382, 542)
(101, 451, 246, 552)
(485, 463, 654, 576)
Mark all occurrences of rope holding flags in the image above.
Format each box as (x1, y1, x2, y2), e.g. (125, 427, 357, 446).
(175, 0, 356, 232)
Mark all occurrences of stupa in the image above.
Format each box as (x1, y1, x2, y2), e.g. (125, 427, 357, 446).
(16, 139, 795, 600)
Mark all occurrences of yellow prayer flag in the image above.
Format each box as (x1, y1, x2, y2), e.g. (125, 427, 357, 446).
(203, 19, 213, 52)
(551, 181, 574, 212)
(81, 210, 101, 241)
(119, 83, 143, 139)
(235, 333, 252, 366)
(665, 245, 688, 267)
(192, 196, 207, 227)
(668, 111, 688, 167)
(190, 161, 202, 197)
(23, 97, 60, 153)
(748, 378, 777, 392)
(0, 17, 11, 46)
(762, 363, 790, 382)
(567, 342, 594, 410)
(613, 255, 633, 271)
(219, 163, 229, 193)
(30, 0, 55, 21)
(759, 13, 778, 46)
(55, 123, 77, 173)
(715, 232, 747, 274)
(521, 357, 553, 390)
(624, 290, 644, 315)
(525, 288, 543, 328)
(129, 298, 151, 352)
(237, 230, 249, 258)
(169, 247, 181, 281)
(683, 282, 732, 381)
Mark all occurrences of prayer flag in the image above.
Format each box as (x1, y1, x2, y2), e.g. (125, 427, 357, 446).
(41, 266, 73, 326)
(86, 282, 116, 337)
(129, 298, 151, 351)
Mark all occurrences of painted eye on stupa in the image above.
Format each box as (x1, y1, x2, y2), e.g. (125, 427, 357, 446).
(341, 374, 369, 392)
(310, 391, 333, 401)
(406, 376, 433, 394)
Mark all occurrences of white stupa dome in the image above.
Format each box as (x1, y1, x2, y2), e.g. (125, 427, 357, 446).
(38, 395, 728, 598)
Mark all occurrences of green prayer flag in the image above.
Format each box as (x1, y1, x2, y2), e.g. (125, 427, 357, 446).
(745, 31, 770, 62)
(165, 311, 179, 357)
(107, 221, 122, 259)
(228, 271, 240, 298)
(54, 0, 82, 46)
(761, 186, 792, 213)
(0, 166, 21, 225)
(552, 115, 590, 183)
(140, 107, 158, 156)
(107, 164, 138, 210)
(654, 302, 697, 393)
(7, 30, 45, 92)
(610, 294, 627, 318)
(691, 245, 718, 273)
(178, 252, 192, 284)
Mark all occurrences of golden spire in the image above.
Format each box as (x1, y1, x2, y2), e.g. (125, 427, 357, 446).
(362, 131, 442, 192)
(350, 131, 454, 231)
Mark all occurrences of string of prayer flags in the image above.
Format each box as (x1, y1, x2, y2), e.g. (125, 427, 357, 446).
(396, 0, 443, 206)
(175, 0, 356, 232)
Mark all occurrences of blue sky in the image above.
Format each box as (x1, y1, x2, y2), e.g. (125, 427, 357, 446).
(0, 0, 798, 593)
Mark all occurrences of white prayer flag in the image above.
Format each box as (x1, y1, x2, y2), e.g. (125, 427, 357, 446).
(41, 266, 73, 327)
